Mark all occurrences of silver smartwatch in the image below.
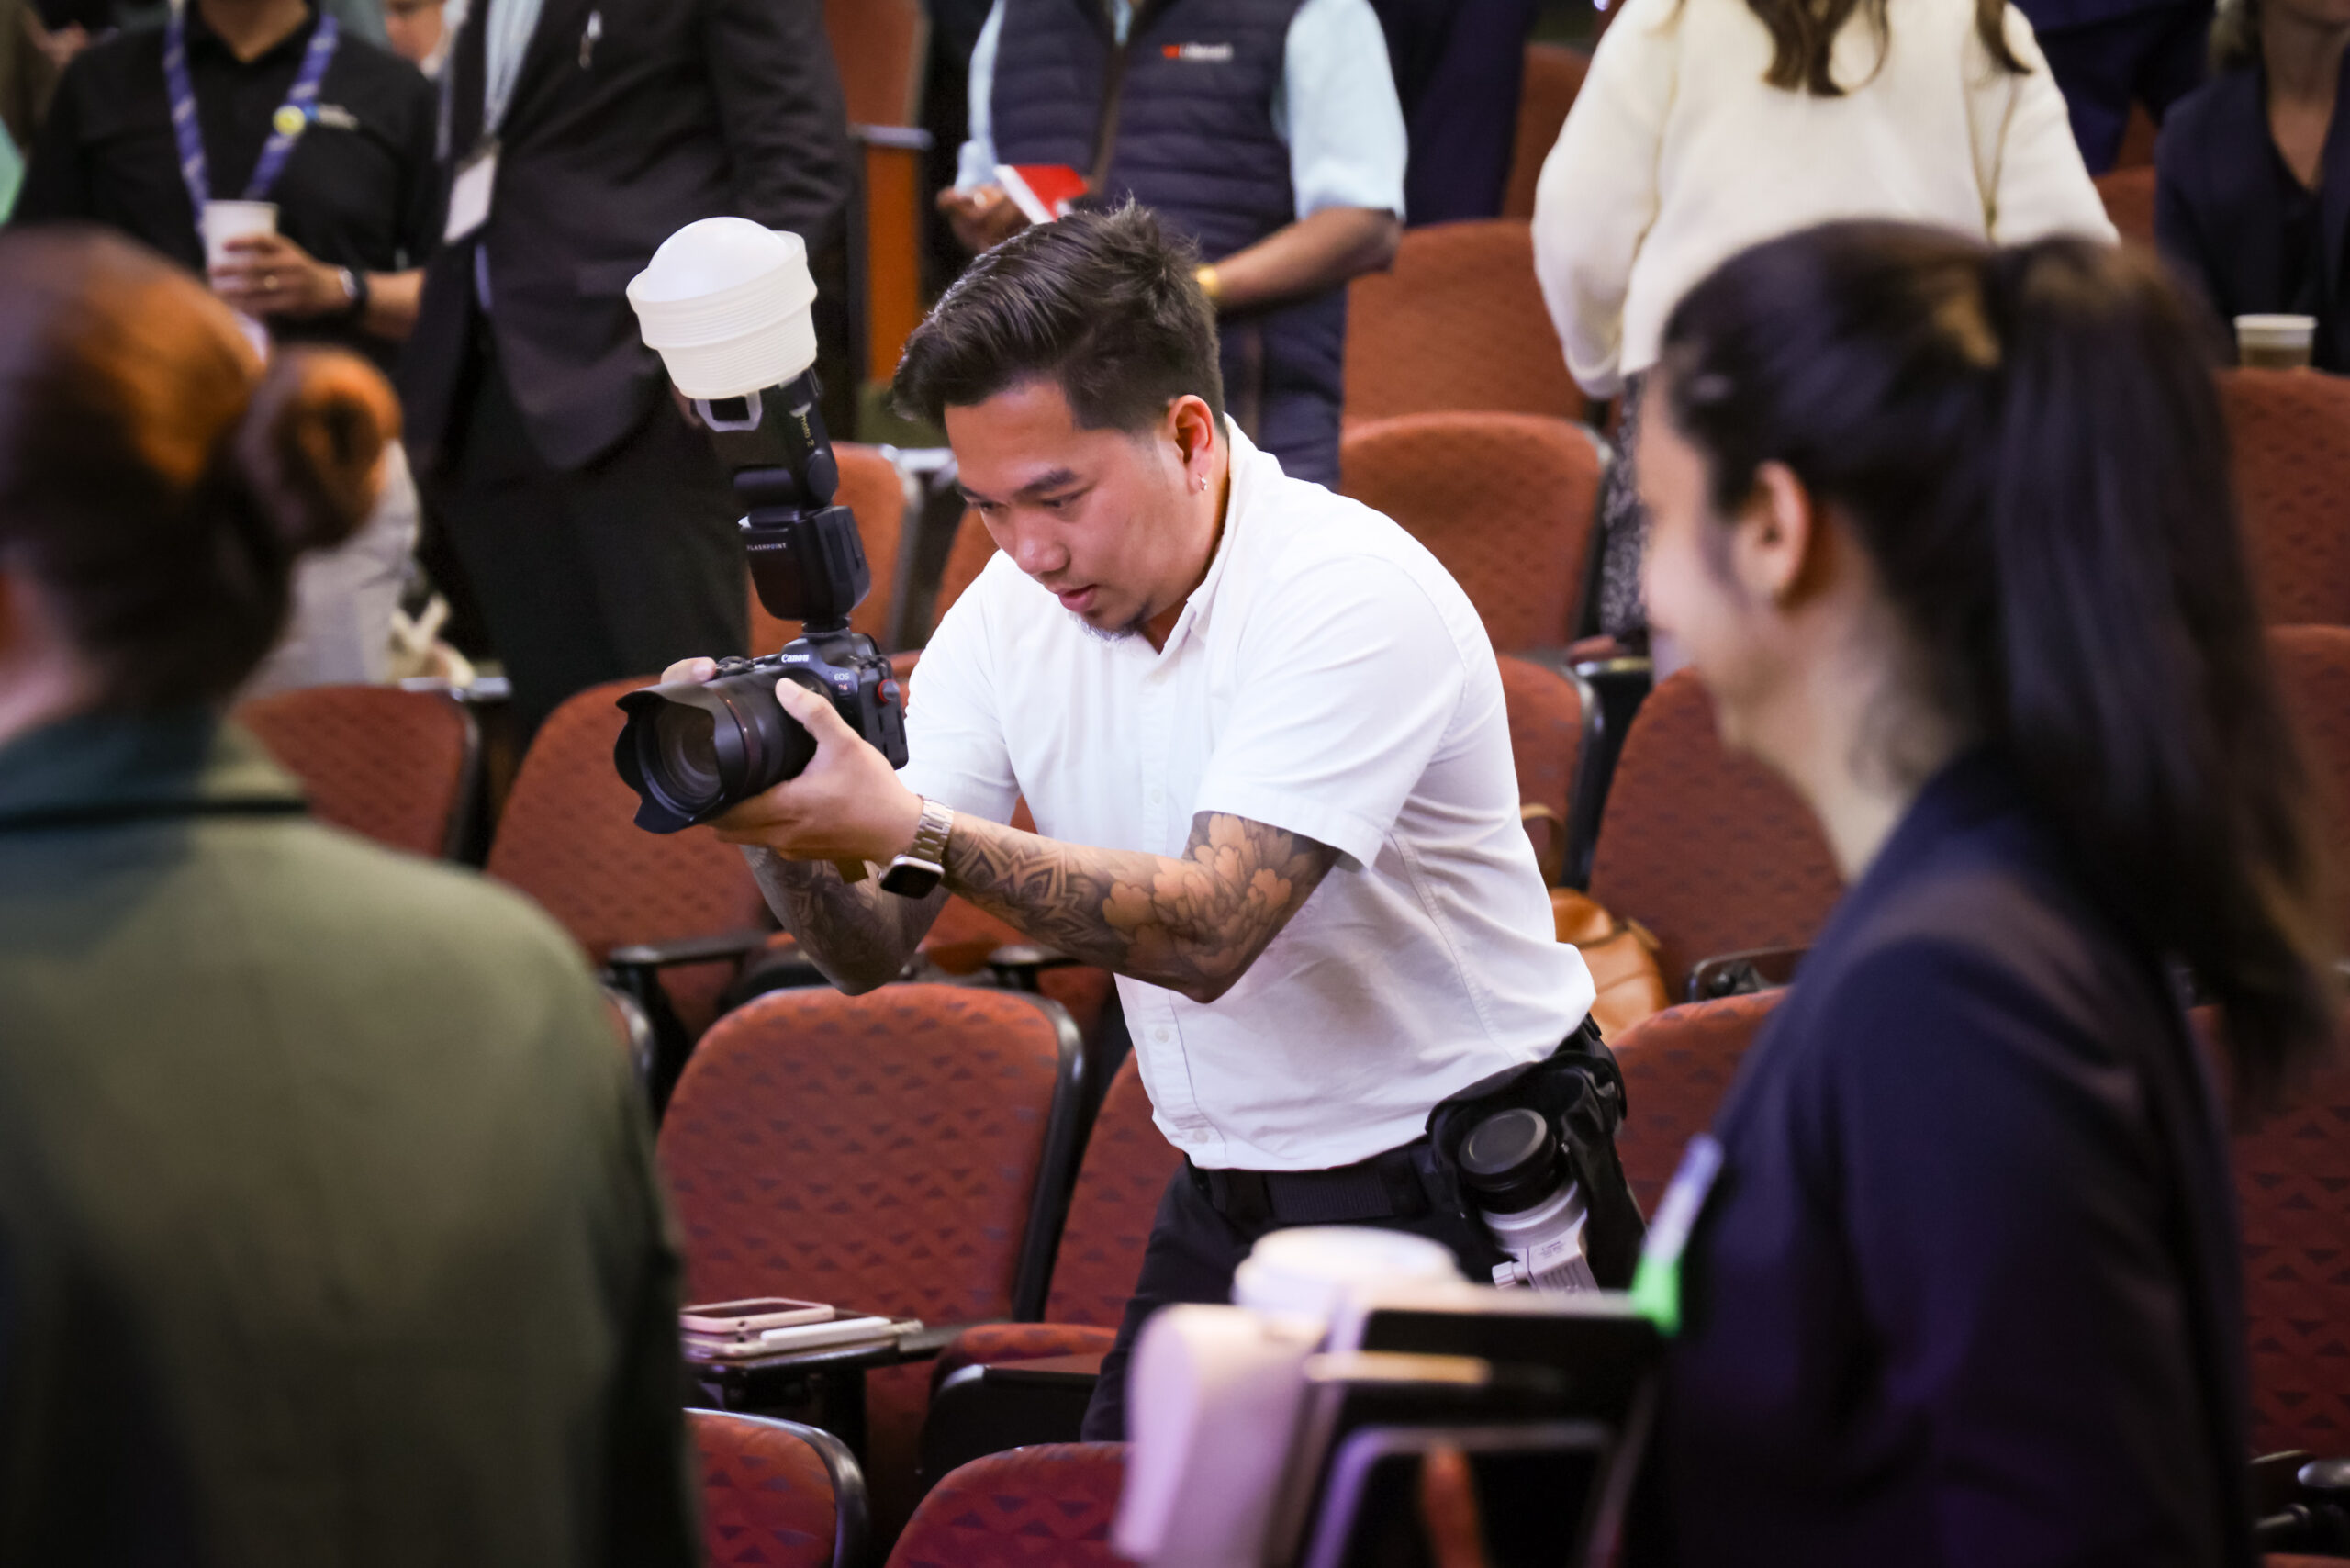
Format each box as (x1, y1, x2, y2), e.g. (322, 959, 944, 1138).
(879, 796, 953, 897)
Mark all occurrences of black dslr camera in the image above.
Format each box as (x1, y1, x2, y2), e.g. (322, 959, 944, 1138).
(613, 372, 909, 834)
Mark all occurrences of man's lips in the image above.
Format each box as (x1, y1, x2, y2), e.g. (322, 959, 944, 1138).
(1054, 585, 1099, 613)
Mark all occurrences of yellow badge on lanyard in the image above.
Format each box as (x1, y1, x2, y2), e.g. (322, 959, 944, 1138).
(274, 104, 309, 136)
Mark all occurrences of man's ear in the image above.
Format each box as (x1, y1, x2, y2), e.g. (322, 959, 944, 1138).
(1167, 394, 1219, 475)
(1729, 459, 1821, 606)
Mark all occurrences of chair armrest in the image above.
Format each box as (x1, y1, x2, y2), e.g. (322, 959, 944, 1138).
(2253, 1450, 2350, 1553)
(606, 927, 777, 973)
(987, 943, 1080, 992)
(1685, 946, 1808, 1003)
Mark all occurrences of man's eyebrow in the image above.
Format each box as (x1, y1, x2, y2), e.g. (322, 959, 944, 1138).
(958, 468, 1085, 505)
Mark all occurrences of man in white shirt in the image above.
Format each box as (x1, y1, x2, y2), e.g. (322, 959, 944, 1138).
(679, 205, 1594, 1438)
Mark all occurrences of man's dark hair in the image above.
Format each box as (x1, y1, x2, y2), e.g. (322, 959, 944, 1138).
(893, 202, 1225, 431)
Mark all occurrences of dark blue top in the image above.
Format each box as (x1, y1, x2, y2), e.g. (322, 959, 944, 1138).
(1643, 753, 2254, 1568)
(2157, 56, 2350, 372)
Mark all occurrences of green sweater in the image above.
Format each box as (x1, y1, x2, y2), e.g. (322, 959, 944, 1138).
(0, 710, 696, 1566)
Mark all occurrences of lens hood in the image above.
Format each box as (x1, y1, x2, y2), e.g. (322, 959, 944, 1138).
(613, 668, 820, 834)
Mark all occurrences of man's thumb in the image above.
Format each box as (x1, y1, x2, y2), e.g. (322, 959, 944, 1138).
(773, 678, 850, 742)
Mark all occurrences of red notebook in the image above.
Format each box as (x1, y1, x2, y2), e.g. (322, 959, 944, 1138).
(996, 162, 1090, 225)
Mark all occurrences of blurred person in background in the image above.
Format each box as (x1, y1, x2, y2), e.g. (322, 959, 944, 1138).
(383, 0, 456, 74)
(1630, 220, 2333, 1567)
(938, 0, 1408, 489)
(1532, 0, 2109, 646)
(398, 0, 853, 742)
(1368, 0, 1540, 226)
(2156, 0, 2350, 368)
(2020, 0, 2210, 173)
(16, 0, 437, 695)
(0, 225, 695, 1567)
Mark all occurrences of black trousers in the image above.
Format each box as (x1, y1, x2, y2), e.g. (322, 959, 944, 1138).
(1079, 1161, 1505, 1442)
(2033, 1, 2210, 174)
(428, 343, 748, 742)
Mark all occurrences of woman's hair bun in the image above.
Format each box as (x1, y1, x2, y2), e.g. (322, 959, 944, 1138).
(229, 348, 400, 558)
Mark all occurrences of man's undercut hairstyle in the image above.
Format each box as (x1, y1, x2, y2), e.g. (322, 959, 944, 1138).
(893, 201, 1225, 432)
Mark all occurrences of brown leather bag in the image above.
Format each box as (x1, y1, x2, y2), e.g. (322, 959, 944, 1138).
(1550, 887, 1670, 1041)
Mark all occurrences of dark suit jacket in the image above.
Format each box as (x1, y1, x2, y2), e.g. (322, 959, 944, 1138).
(2157, 58, 2350, 371)
(400, 0, 853, 475)
(1642, 754, 2255, 1568)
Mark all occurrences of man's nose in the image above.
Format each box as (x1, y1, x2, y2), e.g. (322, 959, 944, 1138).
(1013, 526, 1069, 577)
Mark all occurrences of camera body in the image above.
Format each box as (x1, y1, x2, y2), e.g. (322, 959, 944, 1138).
(613, 218, 914, 835)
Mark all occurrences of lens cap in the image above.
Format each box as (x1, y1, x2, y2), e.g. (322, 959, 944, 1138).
(1459, 1106, 1564, 1213)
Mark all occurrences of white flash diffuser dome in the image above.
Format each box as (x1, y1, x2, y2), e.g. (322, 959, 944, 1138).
(626, 217, 819, 399)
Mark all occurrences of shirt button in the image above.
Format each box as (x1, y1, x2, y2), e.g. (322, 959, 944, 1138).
(1153, 1026, 1171, 1043)
(1147, 786, 1165, 805)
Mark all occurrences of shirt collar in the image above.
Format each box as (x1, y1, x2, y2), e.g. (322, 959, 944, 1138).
(0, 708, 303, 826)
(183, 1, 323, 69)
(1152, 417, 1263, 660)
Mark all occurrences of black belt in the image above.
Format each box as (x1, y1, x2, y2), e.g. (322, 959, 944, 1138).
(1189, 1142, 1434, 1230)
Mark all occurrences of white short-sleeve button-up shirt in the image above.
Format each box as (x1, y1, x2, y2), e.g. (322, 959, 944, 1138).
(901, 425, 1594, 1171)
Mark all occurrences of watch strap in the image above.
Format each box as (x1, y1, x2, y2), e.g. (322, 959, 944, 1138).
(879, 797, 953, 897)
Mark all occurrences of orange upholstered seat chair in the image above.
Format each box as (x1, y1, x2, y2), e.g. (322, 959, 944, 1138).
(2094, 164, 2157, 248)
(1584, 670, 1843, 998)
(2221, 369, 2350, 626)
(690, 1410, 867, 1568)
(1344, 220, 1586, 425)
(886, 1445, 1127, 1568)
(235, 684, 477, 859)
(1609, 991, 1785, 1213)
(1501, 42, 1589, 220)
(747, 442, 915, 654)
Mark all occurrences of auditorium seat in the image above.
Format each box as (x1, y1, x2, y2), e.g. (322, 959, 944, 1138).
(2232, 1036, 2350, 1458)
(487, 678, 772, 1099)
(690, 1410, 867, 1568)
(1343, 220, 1587, 425)
(918, 1056, 1176, 1486)
(747, 442, 917, 654)
(1583, 669, 1843, 998)
(2221, 369, 2350, 625)
(2268, 625, 2350, 937)
(235, 684, 477, 859)
(1500, 654, 1595, 883)
(1610, 992, 1785, 1212)
(1501, 43, 1589, 221)
(932, 507, 996, 626)
(2093, 165, 2157, 248)
(658, 985, 1089, 1536)
(1339, 411, 1603, 654)
(886, 1445, 1127, 1568)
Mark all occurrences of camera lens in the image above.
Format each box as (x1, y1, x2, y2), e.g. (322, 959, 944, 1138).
(648, 702, 727, 813)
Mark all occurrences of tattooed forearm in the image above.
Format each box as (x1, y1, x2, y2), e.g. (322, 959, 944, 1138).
(942, 811, 1338, 1003)
(739, 846, 945, 994)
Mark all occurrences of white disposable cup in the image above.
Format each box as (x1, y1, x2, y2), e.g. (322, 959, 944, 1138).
(200, 200, 278, 271)
(1230, 1226, 1461, 1319)
(2235, 314, 2316, 370)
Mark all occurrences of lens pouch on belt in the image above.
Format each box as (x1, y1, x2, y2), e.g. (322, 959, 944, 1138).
(1421, 1018, 1648, 1289)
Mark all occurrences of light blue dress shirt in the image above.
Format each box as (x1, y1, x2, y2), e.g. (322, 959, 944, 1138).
(955, 0, 1407, 222)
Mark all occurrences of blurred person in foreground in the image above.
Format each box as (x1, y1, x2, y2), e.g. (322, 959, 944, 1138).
(398, 0, 853, 741)
(663, 205, 1596, 1440)
(2157, 0, 2350, 368)
(16, 0, 438, 696)
(383, 0, 456, 73)
(938, 0, 1407, 489)
(0, 226, 694, 1568)
(1630, 220, 2333, 1566)
(1533, 0, 2109, 646)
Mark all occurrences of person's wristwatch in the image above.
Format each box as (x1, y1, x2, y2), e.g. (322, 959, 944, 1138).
(335, 266, 370, 321)
(879, 796, 954, 897)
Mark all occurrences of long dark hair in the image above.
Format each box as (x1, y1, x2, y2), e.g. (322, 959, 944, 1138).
(1657, 220, 2336, 1106)
(0, 226, 393, 708)
(1735, 0, 2025, 95)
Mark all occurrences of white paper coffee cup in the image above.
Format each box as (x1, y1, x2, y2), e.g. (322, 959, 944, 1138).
(2235, 314, 2316, 370)
(200, 200, 279, 270)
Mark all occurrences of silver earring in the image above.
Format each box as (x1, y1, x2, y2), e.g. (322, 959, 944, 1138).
(1195, 476, 1206, 492)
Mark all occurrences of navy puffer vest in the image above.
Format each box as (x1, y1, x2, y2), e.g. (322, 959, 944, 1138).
(990, 0, 1348, 486)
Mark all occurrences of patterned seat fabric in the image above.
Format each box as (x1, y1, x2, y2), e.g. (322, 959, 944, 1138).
(932, 1056, 1180, 1389)
(1586, 670, 1844, 998)
(1339, 412, 1602, 654)
(749, 442, 912, 653)
(1501, 43, 1588, 220)
(1343, 220, 1586, 424)
(691, 1411, 846, 1568)
(2221, 369, 2350, 626)
(659, 985, 1076, 1533)
(234, 685, 473, 859)
(2269, 626, 2350, 938)
(487, 678, 770, 1036)
(885, 1444, 1128, 1568)
(1499, 655, 1584, 879)
(2233, 1046, 2350, 1456)
(1610, 992, 1784, 1213)
(2093, 165, 2156, 248)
